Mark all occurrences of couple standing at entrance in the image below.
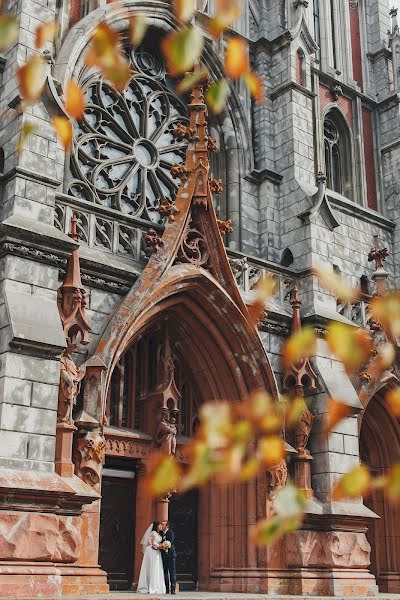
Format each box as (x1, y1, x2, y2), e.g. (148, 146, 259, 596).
(138, 520, 176, 594)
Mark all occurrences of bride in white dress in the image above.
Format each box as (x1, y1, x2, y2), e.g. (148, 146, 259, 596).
(137, 521, 166, 594)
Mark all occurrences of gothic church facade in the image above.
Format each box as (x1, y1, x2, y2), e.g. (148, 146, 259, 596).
(0, 0, 400, 597)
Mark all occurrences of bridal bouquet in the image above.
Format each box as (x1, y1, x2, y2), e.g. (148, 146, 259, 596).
(160, 541, 171, 553)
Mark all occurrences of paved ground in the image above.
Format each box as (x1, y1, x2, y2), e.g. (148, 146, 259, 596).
(67, 592, 400, 598)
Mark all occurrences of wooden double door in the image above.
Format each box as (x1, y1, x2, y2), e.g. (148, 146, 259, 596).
(169, 490, 198, 590)
(99, 472, 136, 590)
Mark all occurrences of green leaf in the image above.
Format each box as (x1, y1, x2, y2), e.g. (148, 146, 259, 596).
(0, 13, 18, 51)
(205, 79, 230, 114)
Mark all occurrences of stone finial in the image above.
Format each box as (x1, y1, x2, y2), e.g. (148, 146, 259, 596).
(282, 285, 318, 395)
(331, 84, 343, 101)
(217, 219, 234, 236)
(57, 214, 91, 346)
(316, 171, 326, 188)
(390, 7, 399, 35)
(368, 234, 389, 296)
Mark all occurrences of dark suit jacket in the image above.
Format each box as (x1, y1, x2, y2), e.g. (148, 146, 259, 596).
(161, 529, 177, 559)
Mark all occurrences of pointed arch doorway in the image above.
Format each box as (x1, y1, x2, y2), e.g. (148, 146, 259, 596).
(360, 389, 400, 593)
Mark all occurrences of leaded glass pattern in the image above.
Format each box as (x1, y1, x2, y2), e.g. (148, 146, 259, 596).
(68, 50, 188, 225)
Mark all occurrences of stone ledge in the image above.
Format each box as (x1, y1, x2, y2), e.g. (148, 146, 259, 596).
(8, 594, 400, 600)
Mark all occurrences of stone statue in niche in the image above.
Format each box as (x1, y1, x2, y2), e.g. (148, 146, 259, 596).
(295, 405, 314, 453)
(155, 409, 177, 456)
(58, 344, 84, 423)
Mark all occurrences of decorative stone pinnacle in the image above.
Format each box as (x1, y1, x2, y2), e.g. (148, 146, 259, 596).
(144, 228, 164, 253)
(217, 219, 234, 236)
(368, 234, 389, 270)
(283, 285, 317, 394)
(58, 214, 91, 346)
(316, 171, 326, 186)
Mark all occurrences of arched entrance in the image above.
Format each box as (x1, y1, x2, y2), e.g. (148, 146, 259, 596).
(360, 389, 400, 593)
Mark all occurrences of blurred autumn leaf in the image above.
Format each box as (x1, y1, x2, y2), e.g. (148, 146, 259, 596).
(144, 453, 181, 497)
(313, 266, 359, 303)
(177, 68, 209, 93)
(331, 465, 371, 500)
(252, 484, 306, 544)
(65, 80, 85, 120)
(129, 15, 148, 47)
(52, 116, 73, 150)
(208, 0, 241, 37)
(386, 388, 400, 416)
(85, 23, 131, 91)
(247, 274, 277, 325)
(225, 37, 249, 79)
(205, 79, 230, 114)
(326, 322, 372, 373)
(35, 21, 58, 49)
(17, 55, 46, 102)
(17, 122, 38, 154)
(282, 326, 316, 368)
(161, 27, 204, 76)
(243, 71, 265, 102)
(0, 12, 18, 51)
(173, 0, 196, 22)
(323, 398, 352, 435)
(371, 291, 400, 338)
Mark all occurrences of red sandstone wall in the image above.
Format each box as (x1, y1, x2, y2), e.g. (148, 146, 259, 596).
(69, 0, 81, 26)
(349, 2, 363, 90)
(362, 107, 378, 211)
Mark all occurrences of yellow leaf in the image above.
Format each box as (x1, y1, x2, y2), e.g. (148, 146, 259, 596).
(313, 266, 359, 303)
(65, 79, 85, 120)
(35, 21, 58, 49)
(199, 401, 232, 449)
(208, 0, 241, 37)
(85, 23, 131, 91)
(258, 436, 285, 467)
(331, 465, 371, 500)
(326, 322, 372, 373)
(17, 121, 38, 154)
(177, 68, 209, 94)
(52, 116, 72, 150)
(247, 273, 277, 325)
(323, 398, 352, 435)
(129, 15, 148, 47)
(384, 463, 400, 503)
(243, 391, 273, 421)
(386, 388, 400, 417)
(161, 26, 204, 76)
(144, 453, 181, 497)
(371, 291, 400, 338)
(239, 456, 261, 481)
(104, 63, 132, 92)
(243, 71, 265, 103)
(225, 37, 249, 79)
(17, 55, 46, 102)
(173, 0, 196, 22)
(205, 79, 230, 114)
(0, 12, 18, 50)
(282, 326, 316, 367)
(274, 482, 306, 518)
(284, 396, 309, 429)
(180, 441, 223, 491)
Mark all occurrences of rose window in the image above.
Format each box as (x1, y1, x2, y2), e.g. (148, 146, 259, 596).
(68, 55, 188, 224)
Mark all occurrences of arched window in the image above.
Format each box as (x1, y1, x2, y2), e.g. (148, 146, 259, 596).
(323, 111, 352, 198)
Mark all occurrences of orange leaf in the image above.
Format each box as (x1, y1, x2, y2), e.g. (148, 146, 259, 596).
(205, 79, 230, 114)
(386, 388, 400, 417)
(173, 0, 196, 22)
(331, 465, 371, 500)
(17, 55, 46, 102)
(35, 21, 58, 49)
(313, 266, 360, 303)
(208, 0, 241, 37)
(258, 436, 285, 467)
(243, 71, 265, 102)
(225, 37, 249, 79)
(384, 463, 400, 503)
(282, 326, 316, 367)
(129, 15, 148, 47)
(326, 322, 372, 373)
(239, 456, 261, 481)
(0, 12, 18, 51)
(85, 23, 131, 91)
(371, 291, 400, 338)
(161, 26, 204, 76)
(52, 116, 72, 150)
(247, 273, 277, 325)
(323, 398, 352, 435)
(177, 68, 209, 94)
(65, 80, 85, 120)
(143, 452, 181, 497)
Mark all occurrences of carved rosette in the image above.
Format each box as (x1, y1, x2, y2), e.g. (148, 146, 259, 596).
(176, 220, 210, 269)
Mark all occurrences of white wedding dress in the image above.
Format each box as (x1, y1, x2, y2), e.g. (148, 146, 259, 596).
(137, 530, 166, 594)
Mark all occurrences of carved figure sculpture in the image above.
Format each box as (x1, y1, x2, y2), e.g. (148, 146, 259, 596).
(295, 405, 314, 451)
(74, 429, 106, 492)
(58, 346, 84, 423)
(155, 412, 177, 456)
(266, 457, 288, 500)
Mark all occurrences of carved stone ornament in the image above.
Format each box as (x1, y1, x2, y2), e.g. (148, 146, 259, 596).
(176, 220, 210, 269)
(144, 228, 164, 253)
(368, 234, 389, 271)
(295, 404, 315, 452)
(331, 84, 343, 100)
(156, 198, 180, 222)
(266, 457, 288, 500)
(209, 178, 223, 195)
(172, 121, 195, 142)
(57, 215, 91, 346)
(58, 345, 85, 423)
(217, 219, 234, 236)
(73, 411, 106, 493)
(170, 164, 189, 182)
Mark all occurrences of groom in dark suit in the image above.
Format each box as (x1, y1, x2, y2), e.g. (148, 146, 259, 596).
(160, 520, 177, 594)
